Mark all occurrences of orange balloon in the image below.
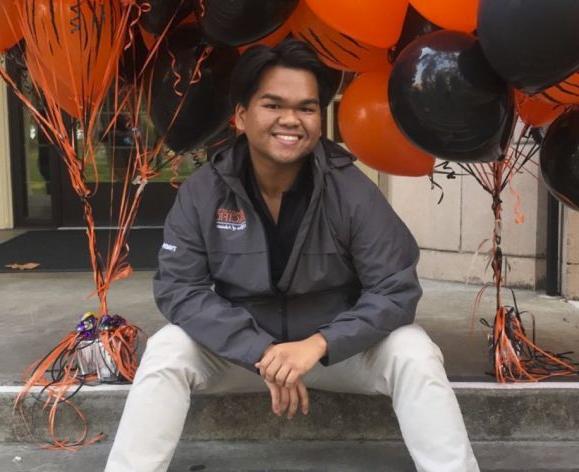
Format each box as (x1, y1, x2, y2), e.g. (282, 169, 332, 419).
(0, 0, 22, 51)
(22, 0, 123, 114)
(305, 0, 408, 49)
(26, 51, 80, 118)
(540, 72, 579, 105)
(290, 2, 389, 73)
(238, 20, 291, 53)
(515, 90, 564, 127)
(339, 70, 435, 176)
(410, 0, 478, 32)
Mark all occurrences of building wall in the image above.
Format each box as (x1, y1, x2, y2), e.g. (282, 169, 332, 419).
(0, 78, 13, 229)
(380, 159, 548, 289)
(369, 113, 578, 297)
(562, 208, 579, 300)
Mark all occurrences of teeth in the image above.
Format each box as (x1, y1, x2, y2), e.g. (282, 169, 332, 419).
(275, 134, 299, 142)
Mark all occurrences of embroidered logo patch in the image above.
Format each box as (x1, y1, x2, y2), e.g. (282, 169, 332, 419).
(161, 242, 177, 252)
(216, 208, 247, 231)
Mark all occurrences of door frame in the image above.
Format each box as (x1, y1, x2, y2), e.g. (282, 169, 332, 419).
(6, 56, 62, 228)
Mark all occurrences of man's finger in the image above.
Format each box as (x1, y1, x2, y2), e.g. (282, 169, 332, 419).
(278, 387, 290, 416)
(264, 358, 282, 382)
(285, 370, 300, 389)
(265, 381, 280, 416)
(287, 386, 299, 419)
(258, 351, 275, 371)
(259, 354, 278, 377)
(297, 381, 309, 415)
(275, 365, 291, 387)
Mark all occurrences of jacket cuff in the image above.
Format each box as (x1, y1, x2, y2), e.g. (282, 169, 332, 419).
(316, 330, 332, 366)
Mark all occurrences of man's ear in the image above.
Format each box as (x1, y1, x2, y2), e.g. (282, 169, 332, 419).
(234, 103, 246, 133)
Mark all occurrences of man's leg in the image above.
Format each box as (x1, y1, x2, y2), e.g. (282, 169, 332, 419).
(104, 323, 266, 472)
(306, 324, 480, 472)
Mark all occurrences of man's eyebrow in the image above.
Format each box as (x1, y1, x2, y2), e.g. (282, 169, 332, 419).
(258, 93, 283, 101)
(258, 93, 320, 105)
(298, 98, 321, 106)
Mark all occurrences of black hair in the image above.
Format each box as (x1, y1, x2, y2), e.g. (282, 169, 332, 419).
(229, 38, 334, 109)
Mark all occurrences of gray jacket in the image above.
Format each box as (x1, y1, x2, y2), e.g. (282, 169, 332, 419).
(153, 137, 422, 373)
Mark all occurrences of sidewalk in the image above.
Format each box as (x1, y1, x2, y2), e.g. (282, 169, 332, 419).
(1, 271, 578, 383)
(3, 440, 579, 471)
(1, 271, 579, 471)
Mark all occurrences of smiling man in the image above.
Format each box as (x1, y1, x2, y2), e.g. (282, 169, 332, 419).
(105, 39, 480, 472)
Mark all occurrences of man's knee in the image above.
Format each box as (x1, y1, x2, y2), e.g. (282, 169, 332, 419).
(139, 324, 208, 380)
(372, 324, 444, 367)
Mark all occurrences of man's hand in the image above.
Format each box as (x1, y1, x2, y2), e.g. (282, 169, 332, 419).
(264, 377, 309, 419)
(255, 333, 328, 388)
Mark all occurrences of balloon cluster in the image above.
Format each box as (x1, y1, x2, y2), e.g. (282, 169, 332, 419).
(0, 0, 577, 186)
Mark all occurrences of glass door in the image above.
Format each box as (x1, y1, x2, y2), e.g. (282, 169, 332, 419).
(59, 98, 207, 227)
(7, 52, 60, 227)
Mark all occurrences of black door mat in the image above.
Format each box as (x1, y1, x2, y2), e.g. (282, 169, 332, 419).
(0, 229, 162, 272)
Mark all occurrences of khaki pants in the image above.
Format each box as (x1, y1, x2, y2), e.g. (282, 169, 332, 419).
(105, 323, 480, 472)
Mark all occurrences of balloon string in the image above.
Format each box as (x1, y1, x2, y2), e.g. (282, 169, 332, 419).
(467, 156, 579, 382)
(98, 8, 200, 294)
(13, 322, 143, 449)
(3, 0, 165, 450)
(168, 49, 184, 97)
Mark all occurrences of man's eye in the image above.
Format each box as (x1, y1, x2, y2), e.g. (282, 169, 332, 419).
(264, 103, 280, 109)
(300, 107, 315, 113)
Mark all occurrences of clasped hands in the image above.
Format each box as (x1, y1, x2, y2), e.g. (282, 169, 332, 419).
(254, 333, 327, 420)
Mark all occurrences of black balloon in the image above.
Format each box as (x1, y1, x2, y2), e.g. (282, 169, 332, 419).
(478, 0, 579, 94)
(150, 26, 239, 153)
(390, 5, 440, 62)
(139, 0, 195, 35)
(540, 109, 579, 210)
(119, 28, 149, 83)
(388, 30, 513, 163)
(195, 0, 298, 47)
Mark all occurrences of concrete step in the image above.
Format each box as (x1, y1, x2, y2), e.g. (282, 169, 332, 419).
(2, 440, 579, 471)
(2, 383, 579, 444)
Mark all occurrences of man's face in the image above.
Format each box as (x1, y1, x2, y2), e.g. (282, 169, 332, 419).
(235, 66, 322, 167)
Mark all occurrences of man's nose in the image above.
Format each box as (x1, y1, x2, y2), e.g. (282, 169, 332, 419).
(278, 108, 300, 126)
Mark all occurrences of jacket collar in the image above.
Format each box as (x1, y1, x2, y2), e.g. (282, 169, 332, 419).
(210, 134, 355, 182)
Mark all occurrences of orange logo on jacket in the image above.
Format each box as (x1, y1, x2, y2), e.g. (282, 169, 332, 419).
(216, 208, 247, 231)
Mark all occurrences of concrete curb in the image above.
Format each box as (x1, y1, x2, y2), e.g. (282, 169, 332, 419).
(1, 383, 579, 443)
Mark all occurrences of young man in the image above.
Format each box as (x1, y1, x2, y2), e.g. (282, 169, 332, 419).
(105, 39, 480, 472)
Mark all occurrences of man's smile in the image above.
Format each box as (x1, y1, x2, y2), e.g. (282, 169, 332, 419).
(272, 132, 304, 146)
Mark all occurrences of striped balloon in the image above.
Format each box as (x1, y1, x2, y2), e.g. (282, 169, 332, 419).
(21, 0, 123, 117)
(540, 73, 579, 106)
(0, 0, 22, 51)
(289, 1, 389, 73)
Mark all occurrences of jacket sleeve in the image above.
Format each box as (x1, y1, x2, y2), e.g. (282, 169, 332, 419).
(152, 184, 276, 373)
(316, 181, 422, 366)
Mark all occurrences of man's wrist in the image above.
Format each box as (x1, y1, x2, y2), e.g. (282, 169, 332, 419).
(309, 333, 328, 358)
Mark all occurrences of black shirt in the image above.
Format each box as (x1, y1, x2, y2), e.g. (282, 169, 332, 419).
(241, 150, 314, 288)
